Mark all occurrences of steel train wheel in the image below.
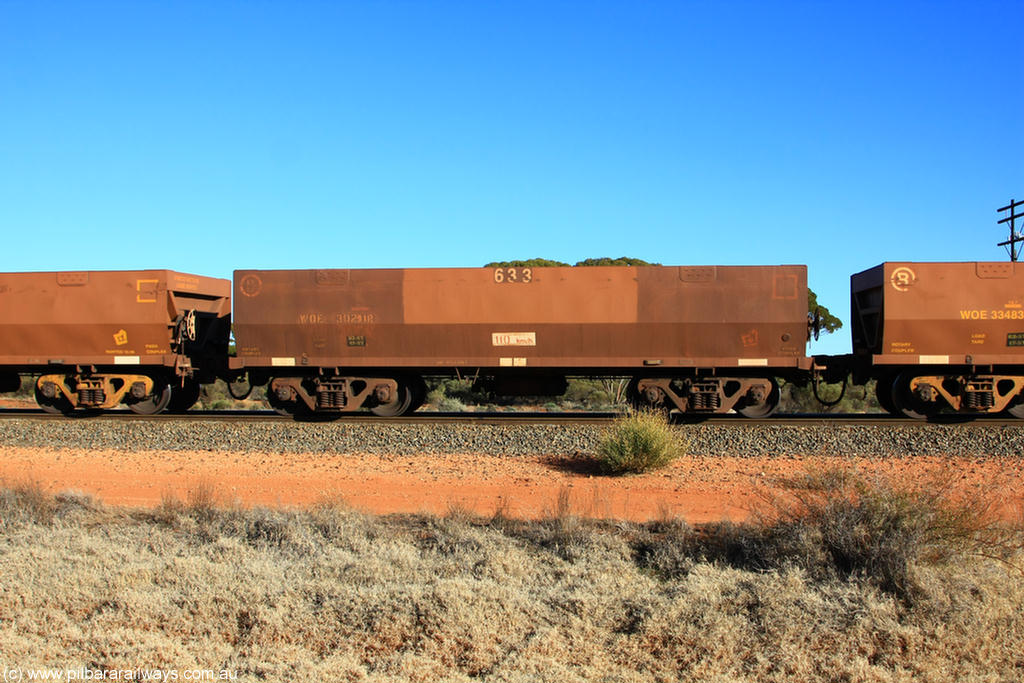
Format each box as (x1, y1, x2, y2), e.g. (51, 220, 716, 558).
(34, 384, 73, 415)
(1006, 397, 1024, 419)
(406, 376, 428, 413)
(166, 381, 201, 413)
(735, 379, 780, 418)
(624, 378, 643, 411)
(127, 381, 173, 415)
(890, 372, 938, 420)
(370, 382, 413, 417)
(874, 376, 900, 416)
(624, 377, 673, 414)
(267, 389, 301, 417)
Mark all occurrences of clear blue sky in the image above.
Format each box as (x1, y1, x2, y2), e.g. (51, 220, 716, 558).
(2, 1, 1021, 355)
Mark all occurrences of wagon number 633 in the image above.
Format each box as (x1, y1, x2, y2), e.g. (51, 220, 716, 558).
(493, 267, 533, 284)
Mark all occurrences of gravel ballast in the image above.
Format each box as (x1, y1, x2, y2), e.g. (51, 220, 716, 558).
(1, 416, 1023, 457)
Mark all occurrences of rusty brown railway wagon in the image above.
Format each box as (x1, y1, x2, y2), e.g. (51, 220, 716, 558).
(231, 265, 812, 417)
(0, 270, 231, 414)
(847, 261, 1024, 418)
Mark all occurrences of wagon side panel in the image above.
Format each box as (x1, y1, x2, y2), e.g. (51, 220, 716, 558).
(0, 270, 230, 369)
(874, 262, 1024, 365)
(233, 265, 808, 371)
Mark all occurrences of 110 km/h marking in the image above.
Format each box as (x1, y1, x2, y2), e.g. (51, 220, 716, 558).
(492, 332, 536, 347)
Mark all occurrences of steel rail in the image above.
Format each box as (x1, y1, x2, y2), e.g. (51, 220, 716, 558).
(0, 408, 1021, 427)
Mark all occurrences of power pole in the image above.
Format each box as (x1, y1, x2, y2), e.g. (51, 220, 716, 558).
(997, 198, 1024, 261)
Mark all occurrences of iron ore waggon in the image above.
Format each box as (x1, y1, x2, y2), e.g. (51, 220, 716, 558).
(841, 261, 1024, 418)
(0, 270, 231, 413)
(231, 264, 811, 417)
(4, 261, 1024, 420)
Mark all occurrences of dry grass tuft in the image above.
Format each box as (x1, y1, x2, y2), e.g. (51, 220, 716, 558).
(0, 478, 98, 530)
(754, 465, 1023, 600)
(185, 479, 220, 519)
(594, 409, 685, 474)
(632, 464, 1024, 603)
(0, 478, 55, 528)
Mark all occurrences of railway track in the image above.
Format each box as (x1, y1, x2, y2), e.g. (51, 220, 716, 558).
(2, 407, 1022, 458)
(0, 407, 1021, 427)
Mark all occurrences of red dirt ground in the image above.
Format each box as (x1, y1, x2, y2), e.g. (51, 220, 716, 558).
(2, 446, 1022, 522)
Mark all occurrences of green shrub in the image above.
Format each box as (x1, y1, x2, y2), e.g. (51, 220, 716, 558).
(594, 410, 684, 474)
(437, 396, 466, 412)
(778, 376, 880, 413)
(425, 378, 488, 408)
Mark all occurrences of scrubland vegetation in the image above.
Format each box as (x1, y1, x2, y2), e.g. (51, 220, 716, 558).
(1, 467, 1022, 682)
(417, 376, 879, 414)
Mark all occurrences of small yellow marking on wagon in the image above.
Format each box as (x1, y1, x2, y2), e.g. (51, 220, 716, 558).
(136, 279, 159, 303)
